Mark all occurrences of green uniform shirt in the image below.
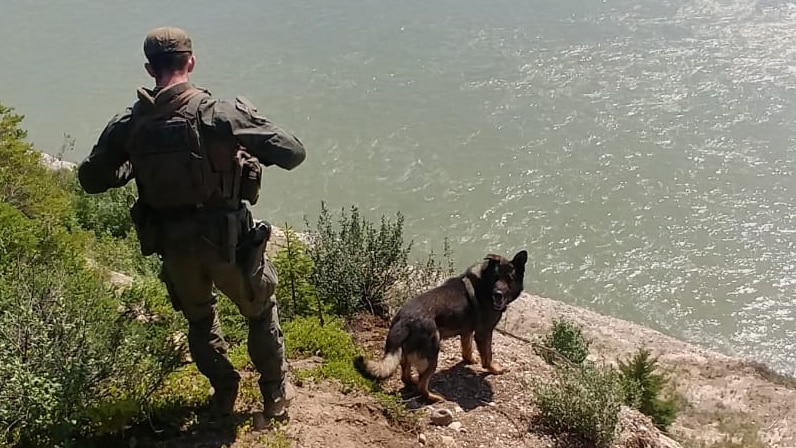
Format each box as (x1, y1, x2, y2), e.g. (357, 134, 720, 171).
(77, 82, 306, 194)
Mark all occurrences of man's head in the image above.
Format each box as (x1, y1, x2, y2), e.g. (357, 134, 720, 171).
(143, 26, 196, 82)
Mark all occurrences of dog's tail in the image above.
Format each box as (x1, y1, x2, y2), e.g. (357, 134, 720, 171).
(354, 324, 407, 380)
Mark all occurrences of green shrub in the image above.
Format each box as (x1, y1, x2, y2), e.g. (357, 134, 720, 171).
(0, 100, 185, 447)
(532, 363, 624, 448)
(0, 231, 184, 446)
(536, 318, 592, 366)
(304, 202, 413, 318)
(86, 231, 162, 278)
(71, 180, 137, 239)
(0, 103, 73, 226)
(618, 348, 680, 430)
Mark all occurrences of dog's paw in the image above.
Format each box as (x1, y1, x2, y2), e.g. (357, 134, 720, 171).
(462, 355, 478, 365)
(487, 363, 508, 375)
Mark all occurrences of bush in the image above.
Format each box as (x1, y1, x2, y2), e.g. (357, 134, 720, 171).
(0, 100, 185, 446)
(618, 348, 680, 430)
(0, 104, 73, 226)
(71, 178, 137, 239)
(532, 363, 625, 448)
(304, 202, 413, 318)
(0, 229, 184, 446)
(536, 318, 592, 366)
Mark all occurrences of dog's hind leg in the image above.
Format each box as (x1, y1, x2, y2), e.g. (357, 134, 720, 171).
(415, 354, 445, 403)
(400, 352, 415, 386)
(475, 330, 507, 375)
(460, 332, 476, 365)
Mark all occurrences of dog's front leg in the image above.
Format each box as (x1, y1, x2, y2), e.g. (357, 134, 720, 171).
(475, 330, 507, 375)
(460, 332, 477, 364)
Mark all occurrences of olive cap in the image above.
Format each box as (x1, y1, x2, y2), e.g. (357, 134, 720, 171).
(144, 26, 193, 59)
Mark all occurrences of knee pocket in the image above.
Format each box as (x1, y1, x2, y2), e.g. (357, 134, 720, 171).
(249, 257, 277, 302)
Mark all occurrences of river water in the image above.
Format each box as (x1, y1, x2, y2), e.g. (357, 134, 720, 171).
(2, 0, 796, 373)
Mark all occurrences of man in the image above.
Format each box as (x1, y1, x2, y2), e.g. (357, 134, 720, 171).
(77, 26, 306, 420)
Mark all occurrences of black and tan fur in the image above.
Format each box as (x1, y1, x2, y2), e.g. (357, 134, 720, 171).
(354, 250, 528, 402)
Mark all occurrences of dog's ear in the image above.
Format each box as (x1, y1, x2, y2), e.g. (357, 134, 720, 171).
(483, 253, 502, 273)
(484, 254, 503, 263)
(512, 250, 528, 269)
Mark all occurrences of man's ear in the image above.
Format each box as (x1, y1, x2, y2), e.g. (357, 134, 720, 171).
(144, 61, 156, 79)
(186, 54, 196, 73)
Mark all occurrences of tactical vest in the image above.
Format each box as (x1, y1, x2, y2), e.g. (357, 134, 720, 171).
(127, 87, 253, 212)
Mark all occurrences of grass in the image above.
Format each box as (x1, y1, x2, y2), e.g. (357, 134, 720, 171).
(374, 392, 423, 433)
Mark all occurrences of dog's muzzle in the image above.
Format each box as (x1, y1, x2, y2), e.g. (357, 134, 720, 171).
(492, 291, 508, 311)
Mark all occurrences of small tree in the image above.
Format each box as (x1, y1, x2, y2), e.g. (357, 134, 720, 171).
(618, 348, 680, 430)
(273, 224, 321, 323)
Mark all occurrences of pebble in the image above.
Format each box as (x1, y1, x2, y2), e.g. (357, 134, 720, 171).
(448, 421, 463, 432)
(418, 433, 427, 445)
(430, 408, 454, 426)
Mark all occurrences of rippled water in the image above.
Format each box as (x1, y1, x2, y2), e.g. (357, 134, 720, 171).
(1, 0, 795, 372)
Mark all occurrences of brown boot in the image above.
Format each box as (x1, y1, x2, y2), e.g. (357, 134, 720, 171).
(263, 381, 296, 420)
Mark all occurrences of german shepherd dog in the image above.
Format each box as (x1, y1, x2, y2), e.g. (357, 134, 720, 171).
(354, 250, 528, 402)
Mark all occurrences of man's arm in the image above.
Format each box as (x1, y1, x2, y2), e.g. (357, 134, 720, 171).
(77, 110, 135, 194)
(203, 96, 306, 170)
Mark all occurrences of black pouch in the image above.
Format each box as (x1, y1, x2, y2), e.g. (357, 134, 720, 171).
(235, 220, 271, 274)
(220, 212, 240, 263)
(130, 201, 160, 256)
(158, 266, 181, 312)
(237, 149, 262, 205)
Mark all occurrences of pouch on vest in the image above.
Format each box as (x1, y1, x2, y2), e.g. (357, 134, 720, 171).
(237, 148, 262, 205)
(130, 200, 160, 256)
(195, 208, 247, 263)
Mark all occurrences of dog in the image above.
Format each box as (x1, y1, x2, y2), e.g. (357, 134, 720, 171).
(353, 250, 528, 402)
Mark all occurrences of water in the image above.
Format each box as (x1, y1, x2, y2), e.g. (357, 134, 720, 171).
(2, 0, 796, 373)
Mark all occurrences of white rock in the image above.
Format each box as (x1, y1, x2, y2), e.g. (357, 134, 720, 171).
(448, 421, 463, 432)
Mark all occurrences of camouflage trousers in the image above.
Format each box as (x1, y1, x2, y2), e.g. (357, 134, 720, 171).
(159, 237, 289, 403)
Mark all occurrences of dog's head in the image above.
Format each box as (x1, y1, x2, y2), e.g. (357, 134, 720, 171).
(481, 250, 528, 311)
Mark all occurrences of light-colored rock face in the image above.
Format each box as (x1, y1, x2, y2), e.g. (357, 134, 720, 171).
(39, 152, 76, 170)
(499, 293, 796, 447)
